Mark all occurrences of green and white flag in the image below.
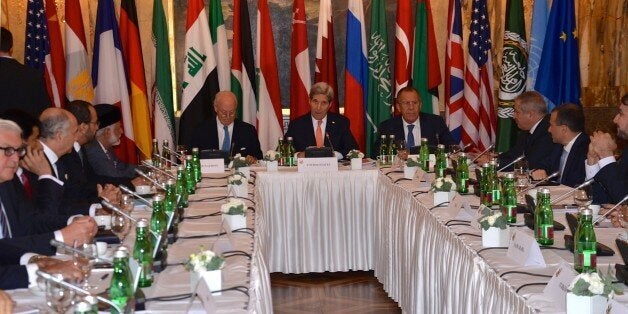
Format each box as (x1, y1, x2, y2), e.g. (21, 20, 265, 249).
(151, 0, 175, 147)
(366, 0, 392, 157)
(209, 0, 230, 91)
(497, 0, 527, 152)
(230, 0, 257, 125)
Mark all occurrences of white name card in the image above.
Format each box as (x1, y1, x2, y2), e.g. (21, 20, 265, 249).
(453, 202, 475, 221)
(543, 262, 578, 310)
(297, 157, 338, 172)
(200, 159, 225, 174)
(507, 229, 546, 267)
(608, 299, 628, 314)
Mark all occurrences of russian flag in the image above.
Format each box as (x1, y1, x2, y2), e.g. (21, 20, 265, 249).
(344, 0, 368, 152)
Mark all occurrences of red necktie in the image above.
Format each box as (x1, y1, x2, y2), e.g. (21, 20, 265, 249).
(20, 172, 32, 199)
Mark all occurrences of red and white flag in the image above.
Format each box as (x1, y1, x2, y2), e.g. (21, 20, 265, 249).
(444, 0, 464, 144)
(65, 0, 93, 102)
(394, 0, 413, 108)
(289, 0, 311, 120)
(44, 0, 65, 107)
(315, 0, 338, 113)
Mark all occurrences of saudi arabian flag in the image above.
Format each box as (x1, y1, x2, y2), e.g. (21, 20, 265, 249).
(209, 0, 230, 91)
(497, 0, 527, 152)
(365, 0, 392, 157)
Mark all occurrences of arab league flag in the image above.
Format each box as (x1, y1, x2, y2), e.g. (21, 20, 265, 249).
(366, 0, 392, 157)
(496, 0, 527, 153)
(180, 0, 219, 147)
(230, 0, 257, 125)
(209, 0, 230, 91)
(151, 0, 175, 148)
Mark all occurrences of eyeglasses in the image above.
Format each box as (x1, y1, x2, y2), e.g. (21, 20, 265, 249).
(0, 145, 27, 158)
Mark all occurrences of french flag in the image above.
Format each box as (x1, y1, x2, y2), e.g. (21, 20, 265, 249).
(344, 0, 368, 151)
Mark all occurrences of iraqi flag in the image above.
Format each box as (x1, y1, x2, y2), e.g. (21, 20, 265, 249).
(289, 0, 311, 120)
(344, 0, 368, 151)
(65, 0, 94, 102)
(92, 0, 136, 163)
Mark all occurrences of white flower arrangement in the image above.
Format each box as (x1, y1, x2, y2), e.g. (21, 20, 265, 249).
(569, 270, 623, 297)
(477, 206, 508, 230)
(406, 156, 421, 167)
(228, 154, 248, 169)
(264, 150, 280, 161)
(228, 172, 245, 185)
(220, 198, 247, 216)
(432, 175, 457, 192)
(346, 149, 364, 159)
(185, 246, 225, 273)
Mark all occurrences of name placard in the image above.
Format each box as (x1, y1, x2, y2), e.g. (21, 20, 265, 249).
(200, 159, 225, 174)
(507, 229, 546, 267)
(543, 262, 578, 310)
(297, 157, 338, 173)
(608, 299, 628, 314)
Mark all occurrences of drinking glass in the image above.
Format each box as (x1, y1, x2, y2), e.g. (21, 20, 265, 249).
(574, 185, 593, 211)
(45, 275, 75, 313)
(73, 241, 97, 290)
(397, 139, 408, 162)
(111, 212, 131, 244)
(513, 160, 529, 203)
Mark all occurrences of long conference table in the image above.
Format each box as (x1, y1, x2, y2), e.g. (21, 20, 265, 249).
(8, 162, 628, 313)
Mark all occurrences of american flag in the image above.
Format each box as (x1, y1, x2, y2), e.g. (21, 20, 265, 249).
(24, 0, 49, 72)
(461, 0, 496, 151)
(444, 0, 464, 144)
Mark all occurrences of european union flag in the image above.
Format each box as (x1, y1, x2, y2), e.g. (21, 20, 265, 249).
(534, 0, 580, 110)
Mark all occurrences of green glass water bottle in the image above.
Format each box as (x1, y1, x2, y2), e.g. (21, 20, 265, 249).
(456, 152, 469, 193)
(388, 135, 397, 165)
(480, 163, 491, 206)
(109, 247, 133, 313)
(162, 140, 171, 169)
(286, 137, 296, 166)
(501, 173, 517, 223)
(192, 147, 201, 183)
(185, 155, 196, 194)
(176, 165, 189, 208)
(151, 139, 160, 168)
(435, 144, 447, 178)
(419, 138, 429, 171)
(134, 218, 153, 288)
(535, 188, 554, 245)
(276, 137, 285, 166)
(574, 207, 597, 273)
(379, 135, 388, 166)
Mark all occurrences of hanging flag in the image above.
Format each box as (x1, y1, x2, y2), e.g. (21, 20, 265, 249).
(412, 0, 441, 115)
(44, 0, 65, 107)
(394, 0, 413, 109)
(315, 0, 339, 113)
(496, 0, 527, 153)
(526, 0, 549, 91)
(534, 0, 580, 110)
(365, 0, 392, 157)
(180, 0, 219, 147)
(344, 0, 367, 151)
(92, 0, 136, 163)
(289, 0, 311, 121)
(461, 0, 496, 151)
(209, 0, 230, 91)
(444, 0, 464, 144)
(230, 0, 257, 125)
(151, 0, 175, 149)
(120, 0, 152, 160)
(1, 1, 8, 28)
(256, 0, 283, 152)
(65, 0, 93, 102)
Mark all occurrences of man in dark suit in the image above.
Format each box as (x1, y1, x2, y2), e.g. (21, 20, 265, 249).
(188, 91, 263, 160)
(477, 91, 562, 172)
(531, 104, 589, 187)
(0, 27, 50, 117)
(588, 94, 628, 204)
(373, 86, 456, 158)
(285, 82, 358, 158)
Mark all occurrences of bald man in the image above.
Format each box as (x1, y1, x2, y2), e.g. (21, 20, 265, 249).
(188, 91, 263, 160)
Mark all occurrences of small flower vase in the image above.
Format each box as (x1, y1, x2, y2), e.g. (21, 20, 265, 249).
(566, 292, 608, 314)
(351, 158, 362, 170)
(190, 270, 222, 295)
(266, 160, 278, 172)
(224, 214, 246, 231)
(481, 226, 510, 247)
(433, 191, 455, 205)
(228, 183, 248, 198)
(404, 166, 418, 179)
(236, 166, 251, 180)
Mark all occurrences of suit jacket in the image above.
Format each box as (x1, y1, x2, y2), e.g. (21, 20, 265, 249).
(0, 57, 50, 117)
(189, 118, 263, 159)
(373, 114, 457, 158)
(0, 241, 30, 289)
(84, 140, 137, 179)
(559, 133, 590, 187)
(593, 146, 628, 204)
(498, 115, 562, 172)
(285, 112, 358, 157)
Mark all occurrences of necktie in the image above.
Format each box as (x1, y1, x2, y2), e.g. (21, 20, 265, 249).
(315, 120, 324, 147)
(0, 200, 9, 239)
(407, 124, 415, 147)
(20, 172, 32, 199)
(222, 125, 231, 152)
(559, 148, 568, 180)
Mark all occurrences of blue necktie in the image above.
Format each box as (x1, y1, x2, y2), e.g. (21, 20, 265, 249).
(222, 125, 231, 152)
(559, 148, 568, 181)
(407, 124, 415, 147)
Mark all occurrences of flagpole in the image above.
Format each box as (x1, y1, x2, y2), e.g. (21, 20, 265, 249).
(166, 0, 178, 113)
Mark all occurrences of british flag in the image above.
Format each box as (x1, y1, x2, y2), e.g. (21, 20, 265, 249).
(444, 0, 464, 144)
(461, 0, 496, 151)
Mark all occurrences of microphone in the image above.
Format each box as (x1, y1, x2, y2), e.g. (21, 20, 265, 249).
(460, 142, 473, 152)
(550, 179, 595, 205)
(152, 154, 180, 167)
(497, 155, 525, 172)
(49, 239, 113, 264)
(119, 185, 153, 207)
(36, 271, 124, 313)
(101, 200, 159, 239)
(325, 133, 336, 153)
(517, 171, 560, 195)
(470, 143, 495, 163)
(593, 194, 628, 224)
(141, 161, 176, 179)
(134, 169, 166, 191)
